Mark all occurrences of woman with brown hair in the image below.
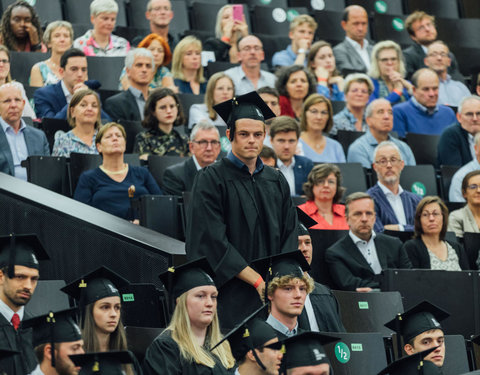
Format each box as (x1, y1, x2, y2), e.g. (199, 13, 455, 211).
(402, 195, 469, 270)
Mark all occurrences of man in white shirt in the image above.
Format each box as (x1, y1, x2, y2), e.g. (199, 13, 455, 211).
(333, 5, 372, 74)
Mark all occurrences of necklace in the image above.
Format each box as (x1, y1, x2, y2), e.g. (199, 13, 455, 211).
(100, 164, 128, 175)
(47, 58, 58, 69)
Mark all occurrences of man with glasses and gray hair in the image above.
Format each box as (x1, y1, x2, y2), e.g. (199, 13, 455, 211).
(367, 141, 422, 233)
(163, 121, 221, 195)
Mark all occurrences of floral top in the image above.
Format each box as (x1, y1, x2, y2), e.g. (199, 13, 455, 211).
(134, 127, 190, 157)
(330, 106, 368, 136)
(31, 61, 60, 86)
(118, 65, 172, 90)
(73, 30, 130, 57)
(52, 130, 99, 157)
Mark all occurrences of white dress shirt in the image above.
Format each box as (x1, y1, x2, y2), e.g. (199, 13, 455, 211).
(345, 37, 371, 70)
(349, 230, 382, 274)
(277, 157, 296, 196)
(378, 181, 407, 229)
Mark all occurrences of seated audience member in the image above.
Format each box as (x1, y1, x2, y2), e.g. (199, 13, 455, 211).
(368, 40, 412, 104)
(225, 35, 276, 95)
(188, 72, 234, 129)
(379, 352, 443, 375)
(437, 95, 480, 167)
(30, 21, 73, 87)
(0, 83, 49, 180)
(0, 45, 35, 118)
(171, 36, 207, 95)
(367, 141, 421, 232)
(276, 65, 316, 120)
(272, 15, 317, 68)
(331, 73, 373, 136)
(297, 224, 346, 332)
(163, 121, 221, 196)
(325, 192, 412, 291)
(144, 259, 235, 374)
(270, 116, 313, 196)
(298, 164, 348, 230)
(348, 99, 416, 168)
(0, 1, 46, 52)
(119, 33, 174, 91)
(34, 48, 108, 120)
(424, 41, 470, 107)
(204, 5, 248, 63)
(52, 89, 102, 157)
(299, 94, 345, 162)
(27, 309, 85, 375)
(105, 48, 155, 122)
(307, 40, 345, 101)
(73, 0, 130, 56)
(259, 146, 277, 168)
(450, 133, 480, 203)
(258, 86, 281, 148)
(134, 88, 189, 159)
(74, 123, 162, 220)
(385, 301, 449, 368)
(448, 171, 480, 238)
(393, 68, 457, 138)
(333, 5, 372, 74)
(402, 196, 469, 270)
(403, 11, 463, 81)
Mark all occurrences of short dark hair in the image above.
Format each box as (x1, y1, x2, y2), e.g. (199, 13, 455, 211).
(275, 65, 316, 98)
(257, 86, 279, 99)
(142, 88, 185, 130)
(345, 192, 373, 216)
(60, 48, 86, 68)
(462, 170, 480, 196)
(303, 164, 345, 203)
(259, 146, 277, 164)
(269, 116, 300, 139)
(413, 196, 449, 240)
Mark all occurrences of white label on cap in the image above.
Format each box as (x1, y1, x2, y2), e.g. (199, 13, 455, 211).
(311, 0, 325, 10)
(272, 8, 287, 23)
(313, 349, 326, 361)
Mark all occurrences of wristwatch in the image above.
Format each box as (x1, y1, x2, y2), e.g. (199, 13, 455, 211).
(297, 48, 307, 54)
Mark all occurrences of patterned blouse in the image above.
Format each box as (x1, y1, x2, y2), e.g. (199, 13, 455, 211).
(73, 30, 130, 57)
(31, 61, 60, 86)
(118, 65, 172, 90)
(134, 127, 190, 157)
(428, 242, 462, 271)
(52, 130, 99, 157)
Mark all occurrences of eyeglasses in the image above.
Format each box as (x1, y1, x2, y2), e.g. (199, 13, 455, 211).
(467, 184, 480, 191)
(240, 46, 263, 52)
(379, 57, 398, 63)
(421, 211, 442, 219)
(0, 59, 9, 64)
(427, 52, 448, 58)
(308, 109, 329, 116)
(375, 157, 401, 167)
(192, 140, 221, 147)
(462, 112, 480, 120)
(315, 178, 336, 186)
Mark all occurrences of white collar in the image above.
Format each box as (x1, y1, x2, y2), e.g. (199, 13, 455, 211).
(377, 181, 404, 197)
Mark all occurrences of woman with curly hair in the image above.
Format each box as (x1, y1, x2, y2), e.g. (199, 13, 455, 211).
(0, 0, 46, 52)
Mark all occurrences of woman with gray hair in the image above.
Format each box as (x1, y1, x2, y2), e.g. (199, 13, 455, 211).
(368, 40, 412, 104)
(73, 0, 130, 56)
(30, 21, 73, 86)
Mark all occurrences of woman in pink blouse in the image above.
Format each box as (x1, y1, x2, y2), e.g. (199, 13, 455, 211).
(298, 163, 349, 230)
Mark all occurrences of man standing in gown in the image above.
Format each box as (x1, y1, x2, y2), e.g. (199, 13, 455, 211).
(186, 91, 298, 329)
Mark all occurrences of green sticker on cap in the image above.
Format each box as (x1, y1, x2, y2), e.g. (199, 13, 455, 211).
(335, 342, 351, 363)
(351, 343, 363, 352)
(358, 301, 369, 309)
(220, 136, 231, 152)
(287, 9, 300, 22)
(392, 18, 404, 31)
(122, 293, 134, 302)
(260, 0, 272, 4)
(25, 0, 36, 5)
(374, 1, 387, 13)
(411, 182, 426, 196)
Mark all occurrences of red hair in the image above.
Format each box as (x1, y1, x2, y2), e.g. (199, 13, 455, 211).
(137, 33, 172, 66)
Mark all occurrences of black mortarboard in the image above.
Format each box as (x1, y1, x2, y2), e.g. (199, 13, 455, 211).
(296, 207, 318, 229)
(377, 347, 442, 375)
(61, 267, 130, 308)
(0, 233, 49, 278)
(253, 250, 310, 281)
(211, 305, 278, 363)
(279, 332, 339, 369)
(69, 351, 134, 375)
(384, 301, 449, 344)
(298, 223, 310, 237)
(471, 334, 480, 346)
(213, 91, 276, 141)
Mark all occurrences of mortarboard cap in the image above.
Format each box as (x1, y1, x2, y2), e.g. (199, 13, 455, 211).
(252, 250, 310, 281)
(297, 223, 310, 237)
(158, 257, 215, 301)
(211, 305, 278, 361)
(61, 266, 130, 308)
(213, 91, 276, 141)
(377, 347, 442, 375)
(296, 207, 318, 229)
(384, 301, 449, 344)
(0, 233, 49, 278)
(279, 332, 339, 369)
(69, 350, 134, 375)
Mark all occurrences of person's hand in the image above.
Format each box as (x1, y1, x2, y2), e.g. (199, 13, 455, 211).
(256, 280, 266, 303)
(315, 66, 329, 85)
(25, 23, 40, 46)
(384, 224, 400, 231)
(233, 18, 248, 38)
(297, 38, 310, 51)
(131, 219, 140, 225)
(356, 287, 373, 293)
(72, 82, 89, 93)
(222, 20, 235, 41)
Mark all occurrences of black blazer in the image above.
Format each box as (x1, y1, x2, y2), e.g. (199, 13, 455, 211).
(104, 89, 142, 122)
(402, 237, 470, 270)
(162, 157, 198, 196)
(437, 123, 473, 167)
(325, 233, 412, 291)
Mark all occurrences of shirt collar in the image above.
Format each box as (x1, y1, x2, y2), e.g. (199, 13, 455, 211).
(128, 86, 145, 100)
(0, 298, 24, 323)
(266, 313, 298, 337)
(227, 150, 264, 175)
(345, 36, 369, 50)
(192, 155, 202, 170)
(377, 180, 404, 197)
(349, 229, 376, 245)
(61, 80, 72, 101)
(0, 117, 26, 133)
(277, 157, 295, 169)
(411, 96, 439, 114)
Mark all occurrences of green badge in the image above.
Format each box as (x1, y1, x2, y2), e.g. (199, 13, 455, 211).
(272, 8, 287, 23)
(358, 301, 369, 309)
(392, 18, 404, 31)
(351, 343, 363, 352)
(287, 9, 299, 22)
(374, 1, 387, 13)
(122, 293, 135, 302)
(335, 342, 351, 364)
(220, 136, 231, 153)
(260, 0, 272, 4)
(411, 182, 426, 196)
(26, 0, 36, 5)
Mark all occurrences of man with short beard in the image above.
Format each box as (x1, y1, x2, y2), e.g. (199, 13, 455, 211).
(0, 234, 50, 375)
(367, 141, 422, 233)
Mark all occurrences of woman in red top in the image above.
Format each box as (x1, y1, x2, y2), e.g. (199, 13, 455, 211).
(298, 163, 349, 230)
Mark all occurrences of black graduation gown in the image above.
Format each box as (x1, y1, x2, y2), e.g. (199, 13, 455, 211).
(298, 281, 346, 333)
(186, 158, 298, 329)
(0, 314, 38, 375)
(142, 332, 232, 375)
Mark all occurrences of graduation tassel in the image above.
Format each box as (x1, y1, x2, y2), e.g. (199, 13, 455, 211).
(7, 233, 15, 278)
(48, 311, 56, 368)
(395, 314, 402, 360)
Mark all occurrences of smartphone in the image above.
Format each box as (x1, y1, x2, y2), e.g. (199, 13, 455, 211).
(233, 4, 243, 22)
